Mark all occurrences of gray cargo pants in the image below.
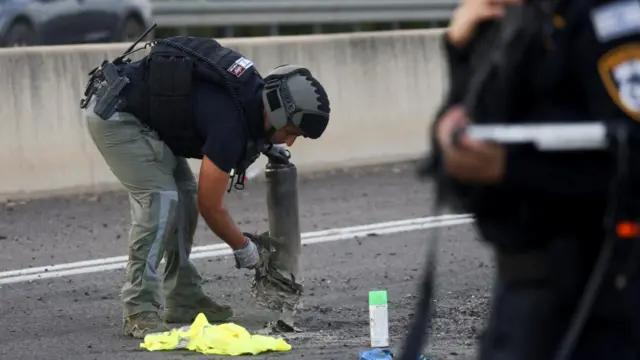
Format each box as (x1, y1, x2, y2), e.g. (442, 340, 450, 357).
(83, 99, 207, 318)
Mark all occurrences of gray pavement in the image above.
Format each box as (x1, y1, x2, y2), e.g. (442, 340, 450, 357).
(0, 161, 495, 360)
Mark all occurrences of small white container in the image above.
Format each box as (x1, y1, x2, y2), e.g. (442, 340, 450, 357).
(368, 290, 390, 348)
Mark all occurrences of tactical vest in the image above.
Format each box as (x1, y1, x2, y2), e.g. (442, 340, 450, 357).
(120, 36, 265, 180)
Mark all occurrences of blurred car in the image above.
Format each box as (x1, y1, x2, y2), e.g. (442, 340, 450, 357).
(0, 0, 153, 47)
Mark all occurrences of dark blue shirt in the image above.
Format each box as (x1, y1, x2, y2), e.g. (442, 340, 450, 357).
(193, 75, 266, 173)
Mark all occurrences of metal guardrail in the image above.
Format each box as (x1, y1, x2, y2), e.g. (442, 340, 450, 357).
(151, 0, 460, 27)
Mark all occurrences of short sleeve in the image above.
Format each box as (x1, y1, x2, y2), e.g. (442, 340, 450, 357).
(195, 84, 246, 173)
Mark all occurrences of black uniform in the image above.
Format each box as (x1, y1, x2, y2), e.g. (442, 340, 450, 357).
(194, 75, 266, 174)
(426, 1, 640, 359)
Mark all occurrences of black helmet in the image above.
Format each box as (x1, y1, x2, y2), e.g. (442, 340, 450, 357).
(261, 64, 331, 139)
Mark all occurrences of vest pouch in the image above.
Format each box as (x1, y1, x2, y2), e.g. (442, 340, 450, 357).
(147, 53, 199, 157)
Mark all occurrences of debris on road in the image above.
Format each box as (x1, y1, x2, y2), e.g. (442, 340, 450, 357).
(360, 348, 394, 359)
(359, 348, 432, 360)
(250, 231, 304, 332)
(139, 313, 291, 356)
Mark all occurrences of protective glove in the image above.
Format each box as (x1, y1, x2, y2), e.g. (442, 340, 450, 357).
(263, 144, 291, 165)
(233, 237, 260, 269)
(244, 231, 277, 252)
(242, 232, 278, 273)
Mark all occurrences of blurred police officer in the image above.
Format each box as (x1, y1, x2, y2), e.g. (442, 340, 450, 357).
(422, 0, 640, 359)
(80, 35, 331, 338)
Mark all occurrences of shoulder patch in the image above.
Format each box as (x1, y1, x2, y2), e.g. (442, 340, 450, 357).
(227, 57, 254, 78)
(590, 0, 640, 43)
(598, 43, 640, 121)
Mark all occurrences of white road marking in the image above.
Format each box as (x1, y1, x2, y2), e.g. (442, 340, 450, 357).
(0, 214, 474, 285)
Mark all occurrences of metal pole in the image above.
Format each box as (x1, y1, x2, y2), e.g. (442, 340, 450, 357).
(265, 159, 302, 280)
(251, 154, 303, 333)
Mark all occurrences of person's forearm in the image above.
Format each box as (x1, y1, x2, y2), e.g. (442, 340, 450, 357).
(199, 205, 247, 250)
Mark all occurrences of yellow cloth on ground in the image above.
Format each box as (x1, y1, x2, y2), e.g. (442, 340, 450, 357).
(140, 313, 292, 356)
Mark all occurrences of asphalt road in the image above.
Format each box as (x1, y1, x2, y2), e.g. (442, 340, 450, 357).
(0, 161, 495, 360)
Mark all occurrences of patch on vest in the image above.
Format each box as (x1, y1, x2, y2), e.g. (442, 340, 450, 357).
(598, 44, 640, 121)
(227, 57, 254, 78)
(590, 0, 640, 43)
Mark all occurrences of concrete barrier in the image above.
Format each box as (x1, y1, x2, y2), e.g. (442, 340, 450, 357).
(0, 29, 448, 201)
